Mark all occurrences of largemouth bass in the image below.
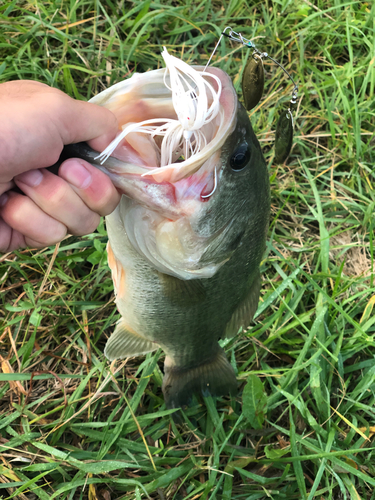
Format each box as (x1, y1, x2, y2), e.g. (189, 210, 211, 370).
(63, 62, 270, 409)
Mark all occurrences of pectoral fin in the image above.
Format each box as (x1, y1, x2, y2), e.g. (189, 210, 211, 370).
(107, 241, 126, 298)
(104, 320, 159, 360)
(224, 273, 261, 338)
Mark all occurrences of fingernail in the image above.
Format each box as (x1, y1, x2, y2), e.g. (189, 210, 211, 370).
(63, 159, 92, 189)
(0, 193, 8, 207)
(16, 169, 43, 187)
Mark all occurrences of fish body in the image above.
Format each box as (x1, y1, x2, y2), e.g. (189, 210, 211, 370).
(67, 65, 270, 408)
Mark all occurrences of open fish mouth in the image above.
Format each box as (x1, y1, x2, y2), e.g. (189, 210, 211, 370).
(89, 52, 238, 189)
(67, 51, 246, 280)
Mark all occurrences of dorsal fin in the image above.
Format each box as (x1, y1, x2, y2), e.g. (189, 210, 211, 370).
(224, 273, 261, 338)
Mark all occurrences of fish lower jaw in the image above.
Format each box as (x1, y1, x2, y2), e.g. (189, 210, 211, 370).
(113, 170, 217, 215)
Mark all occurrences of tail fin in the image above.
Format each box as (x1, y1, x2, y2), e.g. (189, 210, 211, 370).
(162, 346, 237, 409)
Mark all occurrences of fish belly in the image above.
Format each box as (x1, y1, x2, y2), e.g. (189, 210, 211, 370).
(103, 199, 264, 408)
(104, 199, 228, 357)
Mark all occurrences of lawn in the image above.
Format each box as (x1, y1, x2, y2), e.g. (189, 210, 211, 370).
(1, 1, 375, 499)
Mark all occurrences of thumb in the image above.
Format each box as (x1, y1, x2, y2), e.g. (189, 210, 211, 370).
(56, 98, 119, 150)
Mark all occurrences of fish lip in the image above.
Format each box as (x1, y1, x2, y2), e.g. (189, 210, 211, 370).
(109, 171, 182, 219)
(89, 66, 238, 185)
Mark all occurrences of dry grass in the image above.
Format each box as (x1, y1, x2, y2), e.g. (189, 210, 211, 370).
(1, 1, 375, 499)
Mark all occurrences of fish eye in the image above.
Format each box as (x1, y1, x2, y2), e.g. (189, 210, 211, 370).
(230, 142, 251, 171)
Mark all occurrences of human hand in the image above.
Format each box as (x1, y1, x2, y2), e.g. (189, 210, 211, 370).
(0, 80, 121, 252)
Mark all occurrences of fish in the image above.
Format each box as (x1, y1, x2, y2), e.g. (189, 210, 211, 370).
(61, 62, 270, 409)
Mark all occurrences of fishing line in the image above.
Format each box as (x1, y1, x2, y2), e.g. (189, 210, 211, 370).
(205, 26, 299, 163)
(96, 27, 297, 199)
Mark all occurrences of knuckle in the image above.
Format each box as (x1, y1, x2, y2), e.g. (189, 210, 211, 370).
(93, 185, 119, 215)
(25, 236, 54, 249)
(2, 194, 25, 226)
(44, 148, 61, 167)
(38, 223, 67, 246)
(3, 193, 67, 246)
(53, 222, 68, 242)
(95, 191, 114, 214)
(47, 91, 68, 116)
(44, 179, 69, 205)
(0, 136, 16, 174)
(48, 93, 77, 144)
(0, 220, 12, 252)
(70, 213, 100, 236)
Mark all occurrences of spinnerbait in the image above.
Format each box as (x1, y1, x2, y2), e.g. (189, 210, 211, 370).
(206, 26, 299, 164)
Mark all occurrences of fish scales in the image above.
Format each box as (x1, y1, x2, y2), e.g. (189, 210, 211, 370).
(60, 65, 270, 409)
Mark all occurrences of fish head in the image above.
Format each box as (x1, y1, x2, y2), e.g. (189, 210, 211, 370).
(91, 67, 269, 280)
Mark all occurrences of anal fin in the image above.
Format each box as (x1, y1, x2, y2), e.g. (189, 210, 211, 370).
(104, 320, 158, 360)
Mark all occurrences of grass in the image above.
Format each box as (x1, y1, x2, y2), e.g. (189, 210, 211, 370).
(1, 0, 375, 498)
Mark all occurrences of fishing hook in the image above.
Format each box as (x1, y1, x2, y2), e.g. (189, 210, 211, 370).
(201, 167, 217, 199)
